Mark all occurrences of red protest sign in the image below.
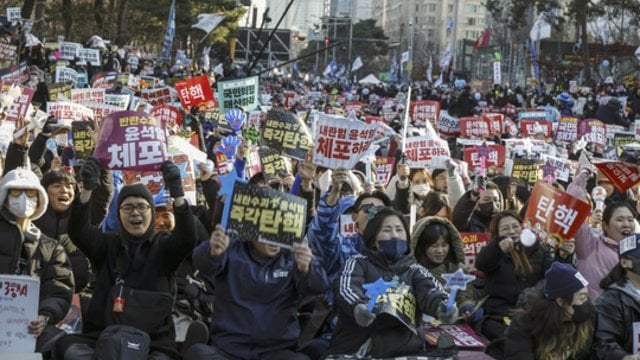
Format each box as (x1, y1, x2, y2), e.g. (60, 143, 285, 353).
(594, 162, 640, 193)
(460, 117, 492, 139)
(463, 144, 505, 171)
(375, 156, 396, 187)
(460, 232, 490, 276)
(483, 113, 503, 136)
(410, 100, 440, 125)
(175, 75, 216, 110)
(364, 115, 385, 124)
(523, 181, 591, 242)
(151, 104, 183, 127)
(520, 119, 552, 138)
(94, 110, 168, 171)
(141, 86, 173, 106)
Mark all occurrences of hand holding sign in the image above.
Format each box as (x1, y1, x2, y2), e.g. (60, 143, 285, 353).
(293, 241, 314, 273)
(441, 268, 476, 313)
(209, 224, 229, 257)
(362, 277, 398, 312)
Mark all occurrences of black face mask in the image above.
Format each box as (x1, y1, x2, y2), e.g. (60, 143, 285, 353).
(571, 300, 594, 323)
(628, 257, 640, 275)
(475, 202, 495, 220)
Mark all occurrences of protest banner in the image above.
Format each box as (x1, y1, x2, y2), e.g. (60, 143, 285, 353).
(104, 94, 130, 110)
(510, 158, 542, 186)
(59, 42, 81, 60)
(47, 101, 94, 124)
(55, 67, 79, 86)
(0, 62, 29, 84)
(151, 104, 182, 127)
(225, 181, 307, 248)
(0, 43, 17, 62)
(613, 132, 636, 147)
(312, 113, 378, 169)
(77, 48, 101, 66)
(460, 116, 493, 139)
(460, 233, 490, 276)
(437, 110, 460, 137)
(578, 119, 607, 147)
(594, 161, 640, 193)
(463, 144, 505, 175)
(262, 108, 313, 160)
(0, 83, 33, 122)
(540, 154, 577, 182)
(404, 136, 450, 169)
(424, 324, 487, 349)
(555, 116, 578, 143)
(217, 76, 259, 113)
(345, 101, 365, 113)
(71, 88, 105, 104)
(0, 274, 40, 353)
(176, 74, 216, 110)
(259, 147, 291, 182)
(91, 72, 117, 89)
(410, 100, 441, 127)
(71, 121, 95, 160)
(141, 86, 173, 106)
(520, 119, 552, 138)
(375, 156, 396, 187)
(523, 181, 591, 243)
(94, 111, 168, 171)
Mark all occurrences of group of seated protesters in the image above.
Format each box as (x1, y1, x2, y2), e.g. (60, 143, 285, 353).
(3, 119, 640, 360)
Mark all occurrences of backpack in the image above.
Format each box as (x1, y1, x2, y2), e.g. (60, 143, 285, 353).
(94, 324, 150, 360)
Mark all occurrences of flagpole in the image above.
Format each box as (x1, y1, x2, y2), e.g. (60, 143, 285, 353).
(401, 87, 412, 155)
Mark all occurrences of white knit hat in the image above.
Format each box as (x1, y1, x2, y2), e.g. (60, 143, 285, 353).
(0, 168, 48, 220)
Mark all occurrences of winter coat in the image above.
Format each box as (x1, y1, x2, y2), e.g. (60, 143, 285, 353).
(328, 247, 448, 358)
(594, 279, 640, 359)
(595, 98, 630, 128)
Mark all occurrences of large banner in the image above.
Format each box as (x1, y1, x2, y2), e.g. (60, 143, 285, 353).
(312, 114, 377, 169)
(175, 75, 216, 110)
(404, 136, 450, 169)
(262, 108, 313, 160)
(0, 274, 40, 353)
(594, 161, 640, 193)
(216, 76, 259, 113)
(523, 181, 591, 243)
(226, 181, 307, 249)
(94, 111, 167, 171)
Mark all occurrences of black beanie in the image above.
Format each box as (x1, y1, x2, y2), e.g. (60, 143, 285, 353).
(117, 183, 154, 209)
(544, 262, 588, 300)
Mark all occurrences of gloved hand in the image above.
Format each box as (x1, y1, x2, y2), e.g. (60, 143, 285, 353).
(160, 160, 185, 198)
(353, 303, 376, 327)
(80, 156, 102, 191)
(437, 302, 458, 325)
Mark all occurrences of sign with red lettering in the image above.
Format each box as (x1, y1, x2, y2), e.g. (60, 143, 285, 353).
(424, 324, 487, 349)
(523, 181, 591, 243)
(594, 161, 640, 193)
(460, 117, 492, 139)
(410, 100, 440, 126)
(578, 119, 606, 147)
(460, 233, 490, 276)
(520, 119, 552, 138)
(151, 104, 182, 127)
(463, 144, 505, 172)
(175, 75, 216, 110)
(483, 113, 503, 136)
(0, 83, 33, 122)
(141, 86, 173, 106)
(375, 156, 396, 187)
(312, 113, 378, 169)
(404, 136, 450, 169)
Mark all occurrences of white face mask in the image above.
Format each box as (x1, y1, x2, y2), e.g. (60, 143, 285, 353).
(7, 192, 38, 218)
(412, 184, 430, 196)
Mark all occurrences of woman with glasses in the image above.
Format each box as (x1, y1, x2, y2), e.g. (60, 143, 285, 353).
(57, 159, 196, 360)
(474, 210, 558, 341)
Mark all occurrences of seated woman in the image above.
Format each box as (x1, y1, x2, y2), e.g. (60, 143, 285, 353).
(504, 262, 595, 359)
(411, 216, 475, 315)
(328, 208, 456, 358)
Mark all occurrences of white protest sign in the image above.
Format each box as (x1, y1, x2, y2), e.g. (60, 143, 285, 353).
(6, 7, 21, 22)
(59, 42, 81, 60)
(312, 113, 378, 170)
(0, 275, 40, 353)
(493, 62, 501, 85)
(55, 67, 79, 86)
(104, 94, 131, 110)
(404, 136, 450, 169)
(77, 48, 101, 67)
(0, 121, 16, 154)
(340, 214, 358, 237)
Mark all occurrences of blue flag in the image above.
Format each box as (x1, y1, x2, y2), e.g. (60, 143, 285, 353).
(161, 0, 176, 60)
(390, 56, 398, 82)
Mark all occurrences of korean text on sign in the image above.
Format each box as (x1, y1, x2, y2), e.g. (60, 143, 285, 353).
(404, 136, 450, 169)
(312, 114, 378, 170)
(217, 76, 259, 113)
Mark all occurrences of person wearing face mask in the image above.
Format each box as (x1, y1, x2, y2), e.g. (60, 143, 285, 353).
(329, 207, 456, 358)
(0, 168, 74, 353)
(390, 164, 433, 215)
(455, 181, 503, 233)
(504, 262, 594, 359)
(595, 233, 640, 359)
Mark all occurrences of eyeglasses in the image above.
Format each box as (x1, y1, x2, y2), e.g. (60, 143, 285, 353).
(119, 203, 151, 214)
(498, 224, 521, 233)
(9, 188, 39, 197)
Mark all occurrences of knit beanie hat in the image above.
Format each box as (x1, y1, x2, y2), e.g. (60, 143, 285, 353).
(544, 262, 589, 300)
(117, 183, 154, 209)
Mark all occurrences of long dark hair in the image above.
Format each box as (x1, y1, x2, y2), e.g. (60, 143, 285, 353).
(421, 191, 451, 219)
(489, 210, 532, 277)
(415, 222, 455, 268)
(512, 288, 594, 359)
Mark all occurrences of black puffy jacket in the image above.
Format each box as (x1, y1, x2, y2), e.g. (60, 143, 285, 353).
(594, 279, 640, 359)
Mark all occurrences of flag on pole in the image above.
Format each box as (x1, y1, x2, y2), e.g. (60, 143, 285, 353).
(401, 51, 410, 64)
(335, 64, 346, 78)
(472, 27, 491, 50)
(530, 12, 551, 42)
(352, 56, 363, 71)
(446, 17, 455, 35)
(390, 56, 398, 82)
(323, 59, 336, 77)
(426, 56, 433, 82)
(161, 0, 176, 60)
(192, 14, 226, 43)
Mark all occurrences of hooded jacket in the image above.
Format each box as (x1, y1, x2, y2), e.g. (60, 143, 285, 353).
(328, 246, 448, 358)
(594, 279, 640, 359)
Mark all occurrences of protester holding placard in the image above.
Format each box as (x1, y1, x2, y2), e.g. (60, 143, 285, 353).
(453, 181, 503, 233)
(474, 211, 557, 341)
(329, 208, 455, 358)
(388, 164, 432, 215)
(0, 167, 74, 352)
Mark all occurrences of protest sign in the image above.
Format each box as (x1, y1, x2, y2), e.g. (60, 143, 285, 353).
(460, 116, 493, 139)
(613, 132, 636, 147)
(312, 113, 378, 169)
(520, 119, 552, 138)
(594, 161, 640, 193)
(77, 48, 101, 66)
(0, 274, 40, 353)
(345, 101, 364, 113)
(94, 111, 168, 171)
(523, 181, 591, 243)
(483, 113, 503, 136)
(463, 144, 505, 175)
(175, 74, 216, 110)
(258, 147, 291, 182)
(226, 181, 307, 248)
(262, 108, 313, 160)
(460, 233, 490, 276)
(71, 121, 95, 160)
(217, 76, 259, 113)
(503, 138, 547, 158)
(437, 110, 460, 137)
(540, 154, 577, 182)
(201, 110, 229, 131)
(410, 100, 440, 126)
(375, 156, 396, 187)
(116, 73, 141, 92)
(605, 124, 626, 140)
(578, 119, 606, 147)
(370, 282, 418, 334)
(104, 94, 130, 110)
(510, 158, 542, 186)
(55, 67, 78, 86)
(6, 7, 21, 22)
(91, 72, 117, 89)
(141, 86, 173, 106)
(636, 120, 640, 141)
(151, 104, 182, 127)
(71, 88, 105, 104)
(244, 146, 262, 180)
(404, 136, 450, 169)
(59, 42, 81, 60)
(47, 101, 94, 124)
(0, 62, 29, 84)
(555, 116, 578, 143)
(424, 324, 487, 349)
(340, 214, 358, 237)
(0, 121, 16, 154)
(80, 102, 123, 126)
(0, 43, 17, 62)
(0, 83, 33, 122)
(518, 110, 549, 122)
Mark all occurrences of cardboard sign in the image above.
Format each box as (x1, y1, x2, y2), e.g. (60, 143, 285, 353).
(141, 86, 173, 106)
(226, 181, 307, 248)
(216, 76, 259, 113)
(94, 111, 168, 171)
(71, 121, 95, 160)
(0, 83, 33, 122)
(0, 274, 40, 353)
(175, 75, 216, 110)
(312, 113, 378, 170)
(460, 233, 490, 276)
(523, 181, 592, 242)
(555, 116, 578, 143)
(460, 116, 492, 139)
(511, 158, 542, 186)
(520, 119, 552, 138)
(578, 119, 606, 147)
(258, 147, 291, 182)
(463, 144, 505, 174)
(375, 156, 396, 187)
(594, 162, 640, 193)
(71, 88, 105, 104)
(262, 108, 313, 161)
(404, 136, 450, 169)
(410, 100, 440, 126)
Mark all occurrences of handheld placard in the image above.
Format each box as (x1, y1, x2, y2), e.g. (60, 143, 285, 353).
(363, 277, 398, 312)
(442, 268, 476, 311)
